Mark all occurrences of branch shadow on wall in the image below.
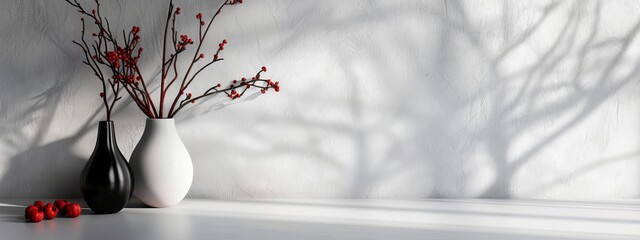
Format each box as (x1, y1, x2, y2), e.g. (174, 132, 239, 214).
(0, 0, 91, 197)
(71, 0, 639, 199)
(438, 0, 640, 197)
(176, 0, 640, 198)
(0, 0, 166, 198)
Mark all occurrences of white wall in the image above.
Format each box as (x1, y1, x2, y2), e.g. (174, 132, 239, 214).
(0, 0, 639, 198)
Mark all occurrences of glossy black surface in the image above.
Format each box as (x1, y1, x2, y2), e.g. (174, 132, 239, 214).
(80, 121, 134, 214)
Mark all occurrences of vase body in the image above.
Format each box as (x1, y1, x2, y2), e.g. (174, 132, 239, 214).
(130, 118, 193, 208)
(80, 121, 134, 214)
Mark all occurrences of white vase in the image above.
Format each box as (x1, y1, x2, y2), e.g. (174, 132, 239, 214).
(130, 118, 193, 207)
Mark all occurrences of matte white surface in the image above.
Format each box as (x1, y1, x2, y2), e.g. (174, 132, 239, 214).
(1, 199, 640, 239)
(0, 0, 639, 198)
(131, 118, 193, 207)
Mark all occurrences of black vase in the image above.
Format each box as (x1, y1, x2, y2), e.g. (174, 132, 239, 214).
(80, 121, 134, 214)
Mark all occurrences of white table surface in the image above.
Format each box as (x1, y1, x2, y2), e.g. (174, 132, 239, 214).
(0, 198, 639, 239)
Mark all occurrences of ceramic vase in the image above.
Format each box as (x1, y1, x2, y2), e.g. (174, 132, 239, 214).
(130, 118, 193, 207)
(80, 121, 134, 214)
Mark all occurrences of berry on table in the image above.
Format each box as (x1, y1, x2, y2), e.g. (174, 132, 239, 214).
(65, 203, 81, 218)
(26, 209, 44, 223)
(33, 200, 45, 209)
(24, 205, 38, 219)
(54, 199, 69, 216)
(42, 203, 58, 220)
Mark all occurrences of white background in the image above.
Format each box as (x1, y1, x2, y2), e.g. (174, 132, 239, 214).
(0, 0, 639, 198)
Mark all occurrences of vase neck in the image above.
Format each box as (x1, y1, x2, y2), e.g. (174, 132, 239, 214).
(95, 121, 118, 149)
(144, 118, 177, 135)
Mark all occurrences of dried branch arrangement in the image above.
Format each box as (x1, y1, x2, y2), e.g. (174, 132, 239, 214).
(66, 0, 280, 119)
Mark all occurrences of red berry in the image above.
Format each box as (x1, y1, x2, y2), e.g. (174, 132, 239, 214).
(216, 83, 221, 87)
(33, 201, 45, 209)
(24, 205, 39, 219)
(261, 66, 267, 72)
(196, 13, 202, 19)
(199, 53, 204, 59)
(100, 92, 105, 98)
(187, 93, 192, 98)
(222, 39, 227, 44)
(214, 54, 219, 60)
(261, 89, 266, 94)
(42, 203, 58, 220)
(27, 209, 44, 223)
(54, 200, 69, 216)
(65, 203, 81, 218)
(176, 7, 181, 15)
(233, 80, 237, 84)
(201, 21, 205, 26)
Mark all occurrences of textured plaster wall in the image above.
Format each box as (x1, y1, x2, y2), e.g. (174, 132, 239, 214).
(0, 0, 639, 198)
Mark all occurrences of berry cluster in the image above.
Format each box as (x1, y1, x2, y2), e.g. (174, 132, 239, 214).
(213, 39, 227, 60)
(196, 12, 205, 26)
(178, 34, 194, 51)
(104, 47, 140, 69)
(68, 0, 151, 120)
(24, 200, 81, 223)
(224, 66, 280, 100)
(171, 65, 280, 114)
